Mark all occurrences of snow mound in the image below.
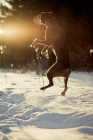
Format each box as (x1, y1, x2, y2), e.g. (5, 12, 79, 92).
(0, 71, 93, 140)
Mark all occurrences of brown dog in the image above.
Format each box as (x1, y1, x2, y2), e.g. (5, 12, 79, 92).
(31, 12, 71, 95)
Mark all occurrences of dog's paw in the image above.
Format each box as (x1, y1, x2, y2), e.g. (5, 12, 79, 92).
(61, 92, 65, 96)
(40, 87, 45, 90)
(30, 38, 38, 48)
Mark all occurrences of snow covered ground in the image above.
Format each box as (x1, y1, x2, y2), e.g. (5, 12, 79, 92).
(0, 70, 93, 140)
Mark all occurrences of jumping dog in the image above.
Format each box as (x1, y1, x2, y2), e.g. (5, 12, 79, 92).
(31, 12, 71, 95)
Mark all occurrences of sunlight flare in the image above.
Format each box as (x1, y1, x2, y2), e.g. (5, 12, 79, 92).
(90, 49, 93, 53)
(0, 29, 4, 35)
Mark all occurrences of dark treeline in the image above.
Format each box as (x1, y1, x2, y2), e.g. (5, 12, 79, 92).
(0, 0, 93, 71)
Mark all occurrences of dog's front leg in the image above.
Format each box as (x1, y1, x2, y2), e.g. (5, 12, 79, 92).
(31, 38, 49, 47)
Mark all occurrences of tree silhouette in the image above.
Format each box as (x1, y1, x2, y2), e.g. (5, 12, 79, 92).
(0, 0, 93, 70)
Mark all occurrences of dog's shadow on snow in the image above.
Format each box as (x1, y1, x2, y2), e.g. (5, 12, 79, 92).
(79, 128, 93, 136)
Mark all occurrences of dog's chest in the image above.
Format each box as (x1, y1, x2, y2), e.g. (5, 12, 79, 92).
(51, 45, 56, 55)
(46, 29, 54, 42)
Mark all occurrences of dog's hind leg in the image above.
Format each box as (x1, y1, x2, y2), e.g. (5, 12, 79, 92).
(40, 65, 55, 90)
(61, 76, 68, 96)
(40, 72, 54, 90)
(61, 69, 71, 96)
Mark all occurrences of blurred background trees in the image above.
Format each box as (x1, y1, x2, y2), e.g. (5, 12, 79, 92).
(0, 0, 93, 71)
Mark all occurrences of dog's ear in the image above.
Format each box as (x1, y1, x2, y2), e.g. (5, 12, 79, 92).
(39, 12, 47, 24)
(49, 12, 55, 19)
(39, 12, 55, 24)
(39, 12, 46, 20)
(39, 12, 55, 19)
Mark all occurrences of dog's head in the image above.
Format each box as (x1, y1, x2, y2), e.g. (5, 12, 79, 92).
(39, 12, 55, 24)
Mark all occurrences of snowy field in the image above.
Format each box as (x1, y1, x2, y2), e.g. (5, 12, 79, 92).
(0, 70, 93, 140)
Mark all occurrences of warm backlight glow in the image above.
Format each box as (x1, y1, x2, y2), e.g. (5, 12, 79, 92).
(90, 49, 93, 53)
(0, 29, 4, 35)
(2, 20, 37, 45)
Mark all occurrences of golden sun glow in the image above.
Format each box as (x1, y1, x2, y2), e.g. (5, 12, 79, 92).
(0, 29, 4, 35)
